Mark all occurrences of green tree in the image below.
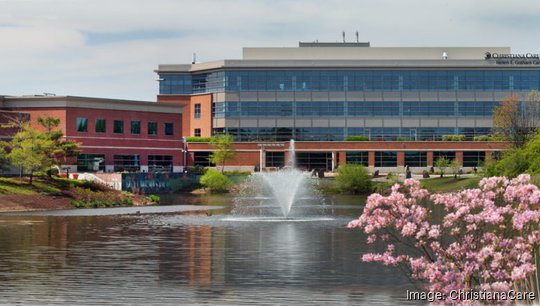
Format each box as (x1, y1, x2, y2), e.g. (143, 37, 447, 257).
(434, 157, 450, 178)
(485, 130, 540, 179)
(37, 117, 79, 176)
(209, 134, 236, 173)
(335, 164, 372, 194)
(449, 159, 460, 179)
(200, 168, 232, 193)
(8, 123, 55, 184)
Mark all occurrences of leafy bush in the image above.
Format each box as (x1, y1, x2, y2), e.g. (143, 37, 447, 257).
(442, 135, 466, 141)
(345, 136, 369, 141)
(485, 131, 540, 179)
(148, 194, 160, 205)
(473, 135, 506, 141)
(396, 137, 409, 141)
(200, 169, 232, 193)
(335, 164, 372, 194)
(189, 165, 207, 175)
(185, 136, 212, 142)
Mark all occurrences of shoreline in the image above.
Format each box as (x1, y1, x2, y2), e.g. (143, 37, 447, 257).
(0, 194, 73, 213)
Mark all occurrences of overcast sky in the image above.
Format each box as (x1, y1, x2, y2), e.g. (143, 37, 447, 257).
(1, 0, 540, 101)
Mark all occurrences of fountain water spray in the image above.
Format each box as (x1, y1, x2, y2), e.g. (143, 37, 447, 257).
(257, 139, 306, 218)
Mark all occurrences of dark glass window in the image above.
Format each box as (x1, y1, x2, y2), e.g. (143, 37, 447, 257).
(113, 155, 140, 172)
(404, 151, 427, 167)
(95, 119, 106, 133)
(164, 123, 174, 136)
(148, 155, 173, 172)
(194, 103, 201, 118)
(433, 151, 456, 162)
(374, 151, 397, 167)
(194, 128, 201, 137)
(77, 154, 105, 172)
(463, 151, 486, 167)
(346, 151, 369, 167)
(265, 152, 285, 168)
(131, 121, 140, 134)
(76, 117, 88, 132)
(161, 70, 540, 95)
(113, 120, 124, 134)
(193, 152, 215, 167)
(148, 122, 157, 135)
(296, 152, 332, 171)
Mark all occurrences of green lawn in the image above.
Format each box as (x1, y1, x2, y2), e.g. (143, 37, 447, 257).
(0, 177, 65, 196)
(420, 176, 482, 193)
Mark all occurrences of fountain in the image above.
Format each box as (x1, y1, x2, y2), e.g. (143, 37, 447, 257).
(229, 139, 330, 221)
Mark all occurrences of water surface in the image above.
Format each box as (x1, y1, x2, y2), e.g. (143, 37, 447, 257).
(0, 194, 417, 305)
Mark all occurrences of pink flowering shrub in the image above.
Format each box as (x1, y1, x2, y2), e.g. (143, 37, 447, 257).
(348, 174, 540, 303)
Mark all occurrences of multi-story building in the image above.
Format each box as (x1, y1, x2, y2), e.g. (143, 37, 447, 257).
(156, 42, 539, 171)
(1, 95, 184, 173)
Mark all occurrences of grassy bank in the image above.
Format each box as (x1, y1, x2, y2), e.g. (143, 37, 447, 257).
(0, 176, 158, 212)
(420, 176, 482, 193)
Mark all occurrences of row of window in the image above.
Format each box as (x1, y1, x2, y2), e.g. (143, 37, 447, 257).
(212, 127, 492, 142)
(346, 151, 486, 167)
(77, 154, 173, 172)
(212, 101, 499, 118)
(192, 150, 487, 170)
(159, 69, 540, 94)
(76, 118, 174, 136)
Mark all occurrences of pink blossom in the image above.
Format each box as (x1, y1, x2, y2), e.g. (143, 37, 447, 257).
(349, 175, 540, 303)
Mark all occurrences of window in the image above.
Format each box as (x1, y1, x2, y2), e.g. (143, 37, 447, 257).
(164, 123, 174, 136)
(131, 120, 140, 134)
(148, 155, 173, 172)
(346, 151, 369, 167)
(95, 119, 106, 133)
(265, 152, 285, 168)
(296, 152, 332, 171)
(463, 151, 486, 167)
(148, 122, 157, 135)
(374, 152, 397, 167)
(76, 117, 88, 132)
(113, 155, 140, 172)
(433, 151, 456, 162)
(194, 103, 201, 118)
(77, 154, 105, 172)
(113, 120, 124, 134)
(194, 128, 201, 137)
(404, 152, 427, 167)
(193, 152, 215, 166)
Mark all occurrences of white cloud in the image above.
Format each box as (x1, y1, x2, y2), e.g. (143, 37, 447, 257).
(0, 0, 539, 101)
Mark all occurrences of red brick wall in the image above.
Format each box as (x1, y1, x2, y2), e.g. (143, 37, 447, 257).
(11, 106, 184, 168)
(157, 94, 213, 138)
(186, 140, 510, 169)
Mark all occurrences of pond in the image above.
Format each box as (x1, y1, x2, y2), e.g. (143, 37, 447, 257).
(0, 194, 418, 305)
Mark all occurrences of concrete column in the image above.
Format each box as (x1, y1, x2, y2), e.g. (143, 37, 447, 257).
(456, 151, 464, 167)
(331, 151, 337, 171)
(259, 148, 265, 170)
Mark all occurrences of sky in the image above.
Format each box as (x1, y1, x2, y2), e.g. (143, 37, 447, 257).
(1, 0, 540, 101)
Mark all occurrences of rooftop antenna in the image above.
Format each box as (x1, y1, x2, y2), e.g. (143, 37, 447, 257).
(355, 30, 359, 43)
(342, 31, 345, 43)
(192, 52, 196, 64)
